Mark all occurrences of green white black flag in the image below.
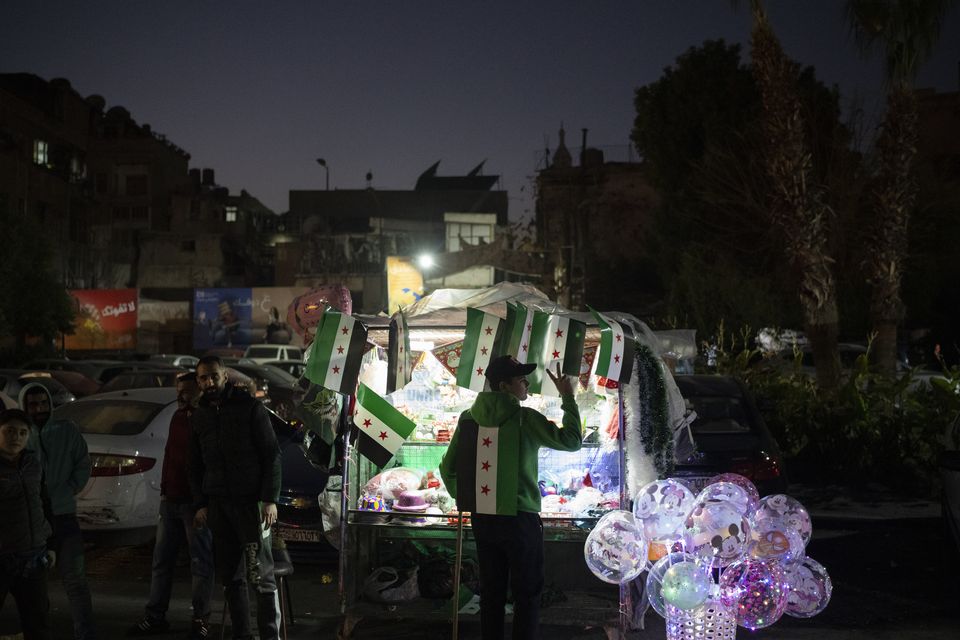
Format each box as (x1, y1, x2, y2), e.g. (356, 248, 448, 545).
(351, 383, 417, 468)
(304, 310, 368, 394)
(456, 308, 504, 392)
(526, 311, 585, 396)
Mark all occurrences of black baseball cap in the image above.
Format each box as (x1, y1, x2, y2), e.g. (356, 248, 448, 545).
(485, 355, 537, 388)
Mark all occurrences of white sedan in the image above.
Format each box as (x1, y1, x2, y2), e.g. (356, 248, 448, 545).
(53, 388, 178, 531)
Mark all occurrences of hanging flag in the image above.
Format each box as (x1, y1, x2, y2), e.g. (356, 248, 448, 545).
(455, 308, 504, 392)
(304, 310, 368, 394)
(386, 307, 412, 393)
(527, 311, 586, 396)
(501, 301, 535, 363)
(351, 383, 417, 468)
(579, 345, 598, 388)
(590, 309, 635, 384)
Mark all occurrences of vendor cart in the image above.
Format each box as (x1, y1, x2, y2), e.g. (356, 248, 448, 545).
(336, 307, 638, 639)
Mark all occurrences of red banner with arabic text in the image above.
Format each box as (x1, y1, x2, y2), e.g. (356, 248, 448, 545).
(66, 289, 139, 350)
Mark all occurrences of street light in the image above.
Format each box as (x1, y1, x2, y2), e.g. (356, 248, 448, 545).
(316, 158, 329, 190)
(417, 253, 435, 270)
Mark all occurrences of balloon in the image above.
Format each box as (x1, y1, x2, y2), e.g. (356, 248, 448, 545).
(696, 481, 753, 516)
(661, 561, 712, 610)
(633, 479, 695, 541)
(645, 552, 709, 618)
(708, 473, 761, 512)
(583, 510, 648, 584)
(682, 500, 750, 568)
(747, 516, 804, 568)
(287, 285, 352, 342)
(785, 556, 832, 618)
(753, 494, 813, 547)
(719, 558, 788, 630)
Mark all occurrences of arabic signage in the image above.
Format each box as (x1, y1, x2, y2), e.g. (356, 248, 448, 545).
(66, 289, 139, 350)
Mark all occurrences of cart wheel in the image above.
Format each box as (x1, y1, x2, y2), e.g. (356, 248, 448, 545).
(338, 615, 361, 639)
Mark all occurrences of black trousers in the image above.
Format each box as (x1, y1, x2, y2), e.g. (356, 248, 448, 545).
(0, 550, 51, 640)
(471, 512, 544, 640)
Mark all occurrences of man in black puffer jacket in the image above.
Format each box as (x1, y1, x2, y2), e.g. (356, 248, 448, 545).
(189, 356, 282, 640)
(1, 409, 57, 640)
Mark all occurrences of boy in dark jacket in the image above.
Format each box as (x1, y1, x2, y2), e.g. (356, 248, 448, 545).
(189, 356, 282, 640)
(0, 409, 57, 640)
(440, 356, 583, 640)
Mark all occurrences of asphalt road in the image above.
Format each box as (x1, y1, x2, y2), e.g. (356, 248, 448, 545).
(1, 503, 957, 639)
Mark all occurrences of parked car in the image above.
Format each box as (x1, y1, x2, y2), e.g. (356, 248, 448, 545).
(55, 388, 177, 530)
(263, 359, 306, 380)
(57, 386, 329, 547)
(671, 375, 788, 497)
(0, 370, 76, 408)
(243, 344, 305, 365)
(21, 359, 125, 384)
(41, 369, 101, 397)
(98, 369, 186, 393)
(228, 362, 304, 420)
(149, 354, 199, 369)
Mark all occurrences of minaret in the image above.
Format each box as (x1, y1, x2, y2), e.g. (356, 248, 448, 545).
(551, 124, 572, 169)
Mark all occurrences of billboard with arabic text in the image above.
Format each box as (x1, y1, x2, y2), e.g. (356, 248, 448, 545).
(66, 289, 139, 350)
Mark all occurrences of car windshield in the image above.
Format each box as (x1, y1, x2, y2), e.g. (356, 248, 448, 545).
(684, 396, 751, 434)
(54, 400, 166, 435)
(247, 347, 279, 358)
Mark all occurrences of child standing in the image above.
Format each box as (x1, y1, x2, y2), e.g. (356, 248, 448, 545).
(0, 409, 56, 640)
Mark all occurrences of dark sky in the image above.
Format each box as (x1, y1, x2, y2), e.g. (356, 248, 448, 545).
(3, 1, 958, 218)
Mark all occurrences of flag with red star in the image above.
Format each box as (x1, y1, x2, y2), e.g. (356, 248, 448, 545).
(590, 309, 635, 384)
(501, 301, 535, 363)
(455, 308, 504, 392)
(304, 310, 369, 394)
(450, 417, 521, 515)
(351, 383, 417, 468)
(526, 311, 586, 396)
(386, 307, 412, 393)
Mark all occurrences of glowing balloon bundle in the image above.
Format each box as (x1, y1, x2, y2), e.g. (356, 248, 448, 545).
(583, 474, 831, 635)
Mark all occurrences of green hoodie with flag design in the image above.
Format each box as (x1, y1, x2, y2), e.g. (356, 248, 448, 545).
(439, 391, 583, 515)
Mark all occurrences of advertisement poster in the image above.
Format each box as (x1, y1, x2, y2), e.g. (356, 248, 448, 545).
(386, 256, 424, 315)
(66, 289, 139, 350)
(193, 287, 306, 350)
(192, 288, 254, 350)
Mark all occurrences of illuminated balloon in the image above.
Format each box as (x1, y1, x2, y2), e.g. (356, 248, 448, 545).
(696, 481, 752, 516)
(785, 556, 832, 618)
(719, 558, 788, 630)
(583, 510, 647, 584)
(645, 552, 708, 618)
(747, 516, 804, 568)
(633, 479, 695, 541)
(661, 561, 712, 611)
(708, 473, 761, 512)
(682, 500, 750, 568)
(753, 494, 813, 547)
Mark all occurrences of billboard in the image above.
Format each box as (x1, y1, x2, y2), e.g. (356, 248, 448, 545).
(386, 256, 425, 314)
(192, 287, 303, 350)
(66, 289, 139, 350)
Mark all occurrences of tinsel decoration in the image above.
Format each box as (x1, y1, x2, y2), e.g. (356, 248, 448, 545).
(634, 342, 673, 479)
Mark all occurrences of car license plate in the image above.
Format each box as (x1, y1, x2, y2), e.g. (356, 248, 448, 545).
(677, 476, 712, 493)
(274, 525, 323, 543)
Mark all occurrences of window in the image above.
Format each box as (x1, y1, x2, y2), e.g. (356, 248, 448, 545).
(131, 206, 149, 221)
(96, 173, 108, 195)
(189, 198, 200, 221)
(33, 140, 49, 166)
(181, 240, 196, 252)
(446, 221, 493, 252)
(225, 205, 238, 222)
(125, 174, 148, 197)
(113, 207, 130, 221)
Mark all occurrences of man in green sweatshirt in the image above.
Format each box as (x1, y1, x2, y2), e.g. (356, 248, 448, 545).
(439, 356, 583, 640)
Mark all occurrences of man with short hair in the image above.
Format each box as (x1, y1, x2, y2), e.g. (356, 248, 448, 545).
(129, 373, 214, 638)
(189, 356, 282, 640)
(439, 356, 583, 640)
(19, 383, 96, 640)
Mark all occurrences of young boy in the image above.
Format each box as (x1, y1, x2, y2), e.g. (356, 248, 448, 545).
(0, 409, 57, 640)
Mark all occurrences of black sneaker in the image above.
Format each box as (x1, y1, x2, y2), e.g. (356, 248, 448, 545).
(189, 618, 210, 639)
(127, 617, 170, 636)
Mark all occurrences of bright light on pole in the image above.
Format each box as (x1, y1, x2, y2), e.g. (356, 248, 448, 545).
(417, 254, 434, 269)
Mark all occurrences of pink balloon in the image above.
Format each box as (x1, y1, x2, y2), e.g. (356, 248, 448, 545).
(287, 285, 353, 344)
(719, 558, 788, 630)
(709, 473, 760, 512)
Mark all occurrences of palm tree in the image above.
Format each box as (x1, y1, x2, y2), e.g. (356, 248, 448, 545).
(846, 0, 955, 376)
(747, 1, 842, 389)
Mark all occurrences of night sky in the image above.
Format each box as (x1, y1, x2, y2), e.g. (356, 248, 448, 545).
(3, 1, 958, 219)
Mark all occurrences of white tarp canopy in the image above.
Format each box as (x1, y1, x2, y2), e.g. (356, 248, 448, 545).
(401, 282, 593, 326)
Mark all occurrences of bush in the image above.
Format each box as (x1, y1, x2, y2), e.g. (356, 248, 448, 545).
(705, 331, 959, 497)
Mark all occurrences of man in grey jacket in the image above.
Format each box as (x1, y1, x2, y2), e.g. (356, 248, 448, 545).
(20, 383, 96, 640)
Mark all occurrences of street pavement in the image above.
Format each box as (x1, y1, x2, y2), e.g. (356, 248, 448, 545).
(1, 484, 957, 639)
